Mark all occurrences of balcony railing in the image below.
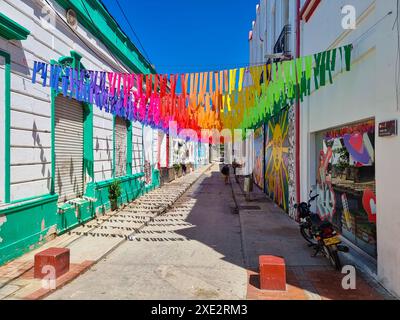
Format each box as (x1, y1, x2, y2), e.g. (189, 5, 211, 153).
(273, 24, 292, 56)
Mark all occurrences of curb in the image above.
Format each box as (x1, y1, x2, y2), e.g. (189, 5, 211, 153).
(229, 173, 250, 270)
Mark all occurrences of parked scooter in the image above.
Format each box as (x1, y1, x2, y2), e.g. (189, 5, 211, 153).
(294, 191, 349, 270)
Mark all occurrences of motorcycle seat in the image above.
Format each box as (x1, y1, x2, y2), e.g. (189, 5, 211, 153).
(310, 214, 333, 229)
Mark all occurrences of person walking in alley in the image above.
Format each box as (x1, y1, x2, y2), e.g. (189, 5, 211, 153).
(221, 164, 230, 184)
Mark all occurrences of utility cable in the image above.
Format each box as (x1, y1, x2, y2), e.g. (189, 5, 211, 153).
(113, 0, 153, 66)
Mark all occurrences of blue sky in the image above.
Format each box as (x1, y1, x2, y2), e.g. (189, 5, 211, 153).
(101, 0, 260, 75)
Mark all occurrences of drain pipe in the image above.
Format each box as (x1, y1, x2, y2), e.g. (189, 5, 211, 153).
(295, 0, 301, 213)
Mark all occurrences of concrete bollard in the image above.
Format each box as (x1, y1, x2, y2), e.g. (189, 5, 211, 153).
(34, 247, 70, 279)
(259, 255, 287, 291)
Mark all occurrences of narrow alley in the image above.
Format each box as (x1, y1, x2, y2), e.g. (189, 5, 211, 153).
(3, 1, 400, 306)
(41, 165, 390, 300)
(47, 165, 247, 300)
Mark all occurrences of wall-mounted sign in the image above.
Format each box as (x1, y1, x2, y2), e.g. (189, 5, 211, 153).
(379, 120, 398, 137)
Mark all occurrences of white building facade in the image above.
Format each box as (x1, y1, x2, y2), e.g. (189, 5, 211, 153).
(300, 0, 400, 297)
(0, 0, 161, 265)
(248, 0, 298, 218)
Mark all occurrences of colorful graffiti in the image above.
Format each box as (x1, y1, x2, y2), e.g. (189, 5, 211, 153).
(362, 188, 377, 224)
(265, 109, 291, 212)
(318, 122, 377, 257)
(253, 126, 264, 189)
(316, 147, 336, 220)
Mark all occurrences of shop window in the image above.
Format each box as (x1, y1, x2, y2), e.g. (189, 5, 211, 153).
(315, 120, 377, 258)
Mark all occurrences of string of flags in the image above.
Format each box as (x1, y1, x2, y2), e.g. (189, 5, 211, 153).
(31, 44, 352, 140)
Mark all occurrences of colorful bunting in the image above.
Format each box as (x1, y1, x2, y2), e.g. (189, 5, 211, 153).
(30, 45, 353, 140)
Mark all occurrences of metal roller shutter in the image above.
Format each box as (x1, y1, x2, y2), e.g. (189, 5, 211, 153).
(132, 122, 143, 174)
(55, 96, 84, 203)
(115, 117, 127, 177)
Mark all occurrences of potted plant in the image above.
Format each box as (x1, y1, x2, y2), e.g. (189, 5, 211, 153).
(108, 180, 122, 211)
(173, 163, 182, 178)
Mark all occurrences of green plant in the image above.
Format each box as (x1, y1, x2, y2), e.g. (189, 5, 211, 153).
(108, 180, 122, 211)
(334, 147, 350, 172)
(173, 163, 181, 172)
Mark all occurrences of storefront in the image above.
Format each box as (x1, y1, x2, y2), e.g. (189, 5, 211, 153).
(314, 120, 377, 258)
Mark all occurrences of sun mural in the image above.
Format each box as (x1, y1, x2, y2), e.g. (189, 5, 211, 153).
(253, 126, 264, 189)
(265, 110, 290, 212)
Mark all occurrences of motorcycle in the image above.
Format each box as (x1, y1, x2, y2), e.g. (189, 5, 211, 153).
(294, 191, 349, 270)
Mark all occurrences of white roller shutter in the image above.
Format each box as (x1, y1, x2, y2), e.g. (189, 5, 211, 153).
(115, 117, 127, 177)
(132, 122, 143, 174)
(55, 96, 84, 203)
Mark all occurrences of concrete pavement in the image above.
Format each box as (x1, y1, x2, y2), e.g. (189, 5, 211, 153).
(232, 175, 395, 300)
(47, 164, 248, 300)
(1, 163, 394, 300)
(0, 164, 213, 300)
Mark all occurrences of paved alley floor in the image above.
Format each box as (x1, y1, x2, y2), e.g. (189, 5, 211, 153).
(47, 165, 248, 300)
(2, 164, 394, 300)
(46, 164, 395, 300)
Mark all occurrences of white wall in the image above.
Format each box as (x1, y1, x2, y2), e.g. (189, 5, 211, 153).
(300, 0, 400, 297)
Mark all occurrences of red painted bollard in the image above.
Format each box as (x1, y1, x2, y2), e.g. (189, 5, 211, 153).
(34, 247, 70, 279)
(259, 255, 287, 291)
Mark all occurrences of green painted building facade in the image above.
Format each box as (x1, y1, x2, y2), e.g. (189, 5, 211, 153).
(0, 0, 160, 265)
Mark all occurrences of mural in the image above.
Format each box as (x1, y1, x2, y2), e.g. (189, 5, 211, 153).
(264, 108, 296, 215)
(287, 106, 297, 219)
(253, 126, 264, 189)
(316, 147, 336, 220)
(317, 120, 377, 258)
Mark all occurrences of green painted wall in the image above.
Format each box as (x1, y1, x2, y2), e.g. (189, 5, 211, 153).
(0, 195, 58, 266)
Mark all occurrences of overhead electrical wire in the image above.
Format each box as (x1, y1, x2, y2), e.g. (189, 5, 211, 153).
(113, 0, 153, 66)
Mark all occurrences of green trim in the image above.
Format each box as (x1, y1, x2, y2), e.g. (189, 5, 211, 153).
(54, 0, 155, 74)
(112, 116, 116, 178)
(94, 173, 144, 188)
(51, 51, 95, 195)
(1, 50, 11, 203)
(141, 124, 145, 172)
(83, 103, 94, 184)
(50, 87, 56, 194)
(0, 13, 30, 40)
(9, 193, 54, 205)
(127, 121, 132, 175)
(0, 194, 58, 215)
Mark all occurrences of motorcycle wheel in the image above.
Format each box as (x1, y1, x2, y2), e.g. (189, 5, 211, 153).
(300, 225, 315, 245)
(325, 246, 342, 271)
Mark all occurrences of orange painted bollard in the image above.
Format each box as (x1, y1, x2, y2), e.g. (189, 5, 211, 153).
(34, 247, 70, 279)
(259, 255, 287, 291)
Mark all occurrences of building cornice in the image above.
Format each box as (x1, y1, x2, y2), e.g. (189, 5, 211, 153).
(0, 12, 30, 40)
